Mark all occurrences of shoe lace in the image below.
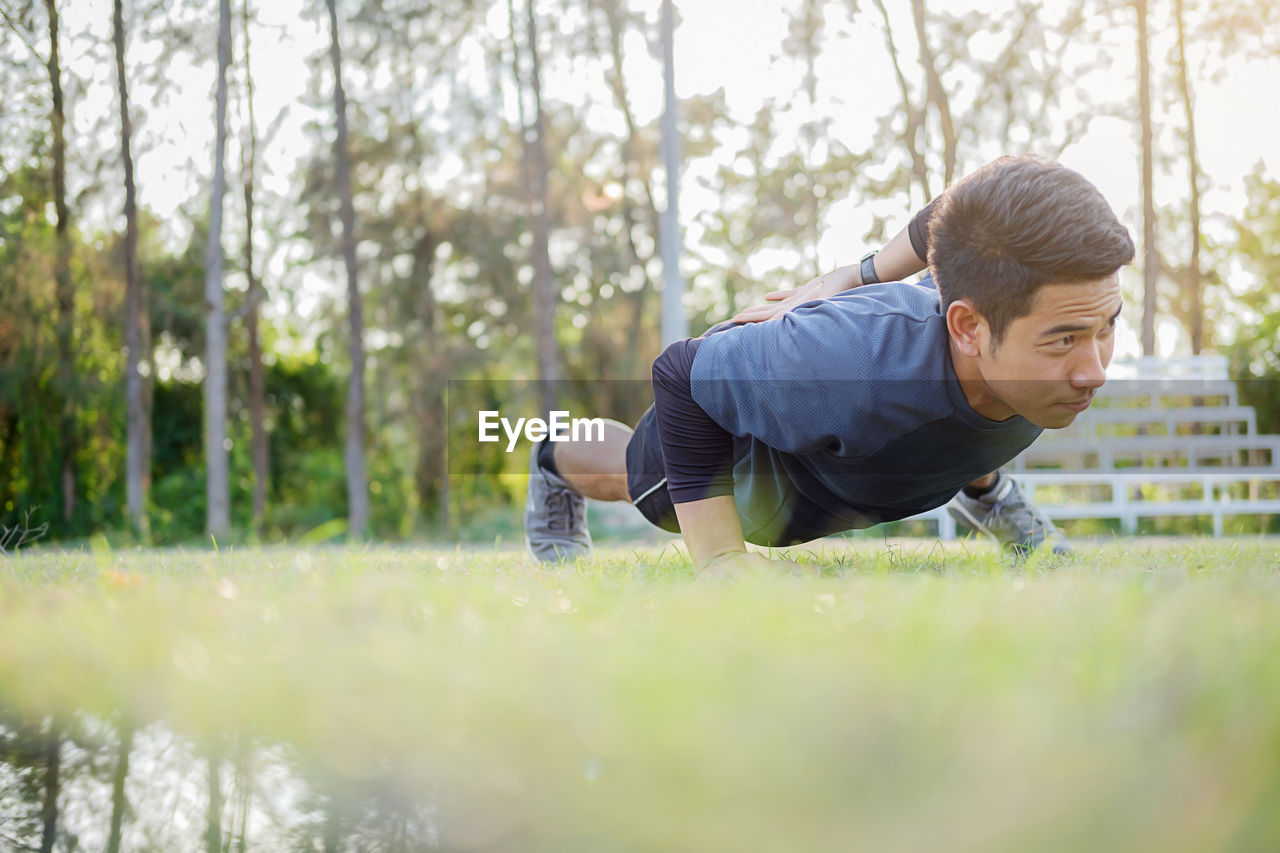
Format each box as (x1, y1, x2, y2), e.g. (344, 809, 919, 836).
(547, 487, 576, 533)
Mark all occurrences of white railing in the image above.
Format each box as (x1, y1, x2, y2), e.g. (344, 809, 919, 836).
(915, 470, 1280, 540)
(1105, 354, 1229, 380)
(912, 355, 1280, 540)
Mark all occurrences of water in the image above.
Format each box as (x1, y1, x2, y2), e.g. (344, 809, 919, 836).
(0, 712, 442, 851)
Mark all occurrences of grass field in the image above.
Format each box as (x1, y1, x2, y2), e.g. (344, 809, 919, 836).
(2, 539, 1280, 850)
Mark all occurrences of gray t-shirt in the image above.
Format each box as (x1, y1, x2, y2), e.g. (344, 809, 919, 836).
(689, 279, 1043, 546)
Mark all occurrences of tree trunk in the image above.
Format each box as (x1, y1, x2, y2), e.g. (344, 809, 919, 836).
(599, 0, 660, 380)
(106, 722, 133, 853)
(798, 0, 823, 277)
(39, 722, 60, 853)
(397, 47, 446, 534)
(658, 0, 686, 346)
(44, 0, 76, 527)
(322, 794, 341, 853)
(600, 0, 662, 263)
(410, 228, 447, 532)
(520, 0, 561, 414)
(910, 0, 957, 186)
(205, 0, 233, 538)
(205, 752, 222, 853)
(1137, 0, 1157, 356)
(241, 0, 268, 533)
(114, 0, 149, 542)
(233, 732, 252, 853)
(326, 0, 369, 540)
(412, 378, 446, 532)
(872, 0, 930, 202)
(396, 45, 447, 536)
(1173, 0, 1203, 354)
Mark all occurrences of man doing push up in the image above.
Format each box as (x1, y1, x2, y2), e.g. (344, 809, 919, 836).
(525, 156, 1135, 575)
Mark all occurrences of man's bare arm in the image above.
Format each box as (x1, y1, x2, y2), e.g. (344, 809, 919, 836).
(672, 495, 809, 578)
(672, 494, 748, 566)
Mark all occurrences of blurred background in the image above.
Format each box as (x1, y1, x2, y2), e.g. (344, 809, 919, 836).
(1, 0, 1278, 546)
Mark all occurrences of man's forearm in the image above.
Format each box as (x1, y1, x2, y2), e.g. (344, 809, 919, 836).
(672, 494, 748, 566)
(813, 226, 928, 300)
(870, 225, 928, 283)
(812, 263, 862, 295)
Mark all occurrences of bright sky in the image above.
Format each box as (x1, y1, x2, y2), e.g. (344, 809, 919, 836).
(33, 0, 1280, 361)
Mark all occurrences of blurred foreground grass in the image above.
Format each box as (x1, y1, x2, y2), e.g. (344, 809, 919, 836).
(3, 539, 1280, 851)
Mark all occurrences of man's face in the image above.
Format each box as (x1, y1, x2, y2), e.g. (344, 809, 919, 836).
(976, 274, 1123, 429)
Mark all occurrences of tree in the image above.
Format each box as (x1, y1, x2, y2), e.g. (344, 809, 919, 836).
(205, 749, 223, 853)
(43, 0, 77, 528)
(909, 0, 956, 187)
(658, 0, 686, 345)
(1173, 0, 1203, 354)
(1136, 0, 1158, 356)
(240, 0, 268, 535)
(783, 0, 828, 276)
(1201, 0, 1280, 59)
(205, 0, 233, 538)
(583, 0, 663, 378)
(0, 712, 74, 851)
(38, 718, 60, 853)
(0, 161, 128, 544)
(325, 0, 369, 540)
(106, 721, 133, 853)
(115, 0, 151, 541)
(511, 0, 562, 414)
(869, 0, 930, 202)
(861, 0, 1104, 210)
(1228, 167, 1280, 432)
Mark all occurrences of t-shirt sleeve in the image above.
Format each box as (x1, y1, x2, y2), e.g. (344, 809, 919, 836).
(689, 301, 891, 458)
(907, 197, 941, 263)
(650, 337, 737, 503)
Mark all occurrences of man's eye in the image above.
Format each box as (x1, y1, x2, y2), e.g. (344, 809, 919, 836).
(1056, 336, 1074, 347)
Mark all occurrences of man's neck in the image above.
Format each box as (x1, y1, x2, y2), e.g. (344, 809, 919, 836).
(948, 337, 1016, 421)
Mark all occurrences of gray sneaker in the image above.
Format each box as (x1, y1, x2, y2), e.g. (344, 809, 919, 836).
(947, 471, 1071, 556)
(525, 441, 592, 562)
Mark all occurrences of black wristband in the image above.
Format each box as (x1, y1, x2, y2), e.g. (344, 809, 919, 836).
(859, 253, 880, 285)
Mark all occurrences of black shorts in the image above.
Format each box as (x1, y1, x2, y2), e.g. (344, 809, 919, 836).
(624, 403, 878, 547)
(625, 405, 682, 534)
(625, 319, 746, 535)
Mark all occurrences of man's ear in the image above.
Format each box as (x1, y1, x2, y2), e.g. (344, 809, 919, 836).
(946, 299, 987, 358)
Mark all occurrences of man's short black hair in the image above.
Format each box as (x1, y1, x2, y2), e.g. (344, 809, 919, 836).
(928, 155, 1135, 345)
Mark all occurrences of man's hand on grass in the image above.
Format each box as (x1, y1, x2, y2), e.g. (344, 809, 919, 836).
(673, 493, 816, 582)
(697, 550, 816, 582)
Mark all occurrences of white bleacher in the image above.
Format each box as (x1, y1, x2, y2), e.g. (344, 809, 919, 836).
(916, 355, 1280, 540)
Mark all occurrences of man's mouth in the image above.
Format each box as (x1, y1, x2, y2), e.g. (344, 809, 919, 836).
(1059, 396, 1093, 413)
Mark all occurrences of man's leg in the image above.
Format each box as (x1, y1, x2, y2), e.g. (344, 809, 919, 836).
(547, 419, 632, 502)
(966, 472, 997, 492)
(525, 418, 633, 562)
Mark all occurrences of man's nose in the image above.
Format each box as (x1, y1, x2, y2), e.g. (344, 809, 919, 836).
(1069, 340, 1107, 389)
